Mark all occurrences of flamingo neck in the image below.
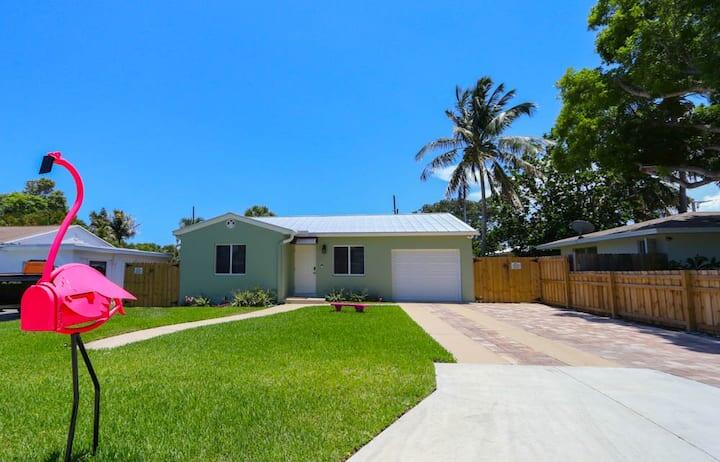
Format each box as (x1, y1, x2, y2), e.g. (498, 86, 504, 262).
(41, 156, 84, 282)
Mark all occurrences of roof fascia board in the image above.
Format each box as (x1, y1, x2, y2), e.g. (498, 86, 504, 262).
(173, 213, 294, 236)
(0, 243, 170, 258)
(298, 231, 479, 237)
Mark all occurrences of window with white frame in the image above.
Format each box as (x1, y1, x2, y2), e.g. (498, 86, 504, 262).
(215, 244, 246, 274)
(333, 246, 364, 275)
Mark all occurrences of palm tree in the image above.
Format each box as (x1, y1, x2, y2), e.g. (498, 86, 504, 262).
(179, 216, 205, 228)
(416, 77, 546, 254)
(244, 205, 276, 217)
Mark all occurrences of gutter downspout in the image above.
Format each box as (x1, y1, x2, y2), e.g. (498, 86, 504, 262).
(277, 232, 296, 302)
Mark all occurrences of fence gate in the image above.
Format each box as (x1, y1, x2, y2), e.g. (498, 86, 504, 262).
(123, 262, 179, 307)
(474, 257, 541, 302)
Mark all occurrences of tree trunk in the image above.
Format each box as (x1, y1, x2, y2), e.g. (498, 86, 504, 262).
(480, 170, 487, 255)
(678, 171, 688, 213)
(461, 189, 468, 223)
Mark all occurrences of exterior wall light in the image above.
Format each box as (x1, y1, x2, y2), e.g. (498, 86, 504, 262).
(321, 244, 327, 254)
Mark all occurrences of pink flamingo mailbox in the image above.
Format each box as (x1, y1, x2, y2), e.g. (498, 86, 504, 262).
(20, 152, 136, 462)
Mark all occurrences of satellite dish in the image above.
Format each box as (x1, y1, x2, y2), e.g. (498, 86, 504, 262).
(570, 220, 595, 236)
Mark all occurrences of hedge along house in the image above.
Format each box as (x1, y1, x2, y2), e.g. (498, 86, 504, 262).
(173, 213, 478, 303)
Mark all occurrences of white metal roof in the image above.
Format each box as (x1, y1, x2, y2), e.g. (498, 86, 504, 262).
(254, 213, 478, 236)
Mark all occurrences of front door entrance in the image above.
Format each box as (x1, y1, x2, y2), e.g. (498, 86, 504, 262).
(294, 245, 317, 296)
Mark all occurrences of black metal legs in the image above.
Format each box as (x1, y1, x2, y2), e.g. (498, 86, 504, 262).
(64, 333, 101, 462)
(77, 335, 101, 454)
(64, 334, 80, 462)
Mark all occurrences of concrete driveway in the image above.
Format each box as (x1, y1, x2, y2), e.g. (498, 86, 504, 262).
(349, 303, 720, 461)
(402, 302, 720, 387)
(350, 364, 720, 461)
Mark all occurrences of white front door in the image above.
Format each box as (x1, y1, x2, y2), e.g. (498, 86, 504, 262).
(294, 245, 317, 296)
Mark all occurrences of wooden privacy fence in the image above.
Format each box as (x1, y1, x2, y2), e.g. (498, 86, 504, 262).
(475, 256, 720, 335)
(538, 256, 720, 335)
(123, 262, 179, 307)
(474, 257, 541, 302)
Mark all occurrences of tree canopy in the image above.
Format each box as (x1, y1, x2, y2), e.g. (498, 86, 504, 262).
(419, 156, 676, 256)
(552, 0, 720, 210)
(88, 208, 137, 246)
(244, 205, 276, 217)
(179, 216, 205, 228)
(486, 156, 675, 255)
(0, 179, 68, 225)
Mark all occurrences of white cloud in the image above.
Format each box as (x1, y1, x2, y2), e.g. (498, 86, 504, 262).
(432, 164, 491, 200)
(467, 190, 484, 201)
(697, 192, 720, 211)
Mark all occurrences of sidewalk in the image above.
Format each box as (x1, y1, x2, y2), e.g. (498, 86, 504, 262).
(86, 303, 314, 350)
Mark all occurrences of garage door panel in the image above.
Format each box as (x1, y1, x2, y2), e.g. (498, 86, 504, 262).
(392, 250, 461, 302)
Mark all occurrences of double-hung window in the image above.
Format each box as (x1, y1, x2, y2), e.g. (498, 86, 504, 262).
(215, 244, 246, 274)
(333, 246, 364, 275)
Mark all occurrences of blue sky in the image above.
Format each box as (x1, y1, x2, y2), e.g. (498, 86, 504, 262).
(2, 1, 718, 245)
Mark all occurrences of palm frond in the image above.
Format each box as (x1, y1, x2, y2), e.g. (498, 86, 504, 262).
(487, 102, 537, 134)
(415, 137, 461, 161)
(419, 149, 459, 181)
(488, 160, 522, 208)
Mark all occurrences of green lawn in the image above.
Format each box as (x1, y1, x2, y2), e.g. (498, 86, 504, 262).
(0, 305, 453, 461)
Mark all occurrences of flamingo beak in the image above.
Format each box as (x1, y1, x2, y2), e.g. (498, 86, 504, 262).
(39, 155, 55, 174)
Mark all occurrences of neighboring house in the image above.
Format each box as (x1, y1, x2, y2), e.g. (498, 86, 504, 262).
(536, 212, 720, 263)
(173, 213, 478, 303)
(0, 225, 170, 287)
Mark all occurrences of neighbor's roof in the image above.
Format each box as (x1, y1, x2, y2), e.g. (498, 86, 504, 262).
(0, 226, 59, 243)
(536, 212, 720, 250)
(0, 225, 169, 258)
(174, 212, 478, 237)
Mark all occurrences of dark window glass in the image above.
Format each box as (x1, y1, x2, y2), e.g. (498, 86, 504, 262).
(334, 246, 349, 274)
(89, 261, 107, 275)
(350, 246, 364, 274)
(232, 245, 246, 274)
(216, 245, 230, 273)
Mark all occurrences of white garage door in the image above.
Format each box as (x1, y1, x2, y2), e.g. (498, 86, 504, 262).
(391, 249, 462, 302)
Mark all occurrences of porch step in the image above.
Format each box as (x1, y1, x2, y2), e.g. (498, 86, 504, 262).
(285, 297, 326, 304)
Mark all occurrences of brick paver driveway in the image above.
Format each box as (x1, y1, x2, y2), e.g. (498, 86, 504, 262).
(419, 303, 720, 388)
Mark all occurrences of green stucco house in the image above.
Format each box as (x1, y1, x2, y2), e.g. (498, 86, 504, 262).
(173, 212, 478, 303)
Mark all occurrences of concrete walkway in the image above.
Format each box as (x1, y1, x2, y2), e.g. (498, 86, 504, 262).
(86, 303, 314, 350)
(350, 364, 720, 462)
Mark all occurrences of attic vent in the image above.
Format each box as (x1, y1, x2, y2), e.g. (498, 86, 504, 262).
(225, 219, 236, 229)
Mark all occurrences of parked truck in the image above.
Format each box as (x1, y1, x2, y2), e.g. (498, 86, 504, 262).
(0, 260, 45, 311)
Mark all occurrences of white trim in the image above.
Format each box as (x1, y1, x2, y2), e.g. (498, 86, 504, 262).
(173, 213, 294, 236)
(332, 245, 365, 276)
(213, 243, 247, 276)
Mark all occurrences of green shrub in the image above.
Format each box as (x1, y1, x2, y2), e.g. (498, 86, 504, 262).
(326, 288, 370, 302)
(184, 295, 211, 307)
(325, 288, 347, 302)
(349, 289, 369, 302)
(231, 288, 277, 307)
